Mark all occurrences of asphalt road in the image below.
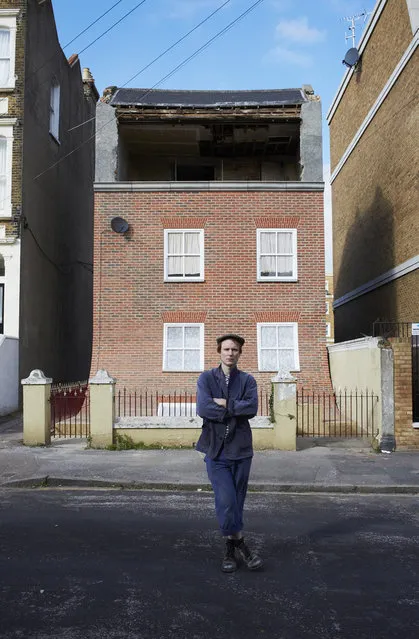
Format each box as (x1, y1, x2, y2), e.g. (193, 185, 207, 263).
(0, 489, 418, 639)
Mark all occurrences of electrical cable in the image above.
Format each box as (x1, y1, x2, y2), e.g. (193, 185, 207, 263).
(78, 0, 149, 57)
(62, 0, 127, 50)
(26, 0, 128, 83)
(68, 0, 233, 132)
(33, 0, 266, 182)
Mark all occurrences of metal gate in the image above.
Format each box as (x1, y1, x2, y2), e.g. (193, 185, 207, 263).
(413, 335, 419, 422)
(296, 389, 379, 438)
(50, 382, 90, 438)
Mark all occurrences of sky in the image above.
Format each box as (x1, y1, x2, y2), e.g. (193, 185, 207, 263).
(52, 0, 374, 272)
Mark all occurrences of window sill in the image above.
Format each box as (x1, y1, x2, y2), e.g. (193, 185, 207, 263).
(164, 278, 205, 283)
(0, 84, 16, 93)
(413, 423, 419, 429)
(257, 277, 298, 283)
(163, 370, 204, 373)
(259, 369, 301, 374)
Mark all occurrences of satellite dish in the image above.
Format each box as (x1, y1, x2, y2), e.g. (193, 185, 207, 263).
(111, 216, 129, 234)
(342, 47, 360, 68)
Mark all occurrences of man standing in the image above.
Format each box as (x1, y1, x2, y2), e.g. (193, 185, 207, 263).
(196, 334, 263, 573)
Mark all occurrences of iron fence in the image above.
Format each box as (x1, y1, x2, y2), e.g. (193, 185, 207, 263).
(115, 387, 271, 418)
(296, 388, 379, 438)
(50, 381, 90, 438)
(372, 321, 412, 338)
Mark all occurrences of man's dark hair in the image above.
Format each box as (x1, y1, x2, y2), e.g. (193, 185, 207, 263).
(216, 334, 245, 354)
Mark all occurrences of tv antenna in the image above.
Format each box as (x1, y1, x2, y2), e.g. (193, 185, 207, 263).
(342, 10, 371, 48)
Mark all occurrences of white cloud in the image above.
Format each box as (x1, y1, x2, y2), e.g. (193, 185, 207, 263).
(267, 46, 313, 68)
(276, 16, 326, 45)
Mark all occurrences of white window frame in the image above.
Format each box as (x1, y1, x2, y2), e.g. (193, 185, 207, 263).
(326, 301, 330, 315)
(257, 322, 300, 372)
(163, 323, 204, 372)
(49, 81, 61, 142)
(256, 228, 298, 282)
(164, 229, 204, 282)
(326, 322, 332, 338)
(0, 122, 14, 218)
(0, 10, 19, 91)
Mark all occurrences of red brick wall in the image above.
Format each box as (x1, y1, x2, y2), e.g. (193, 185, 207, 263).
(92, 189, 331, 394)
(390, 337, 419, 449)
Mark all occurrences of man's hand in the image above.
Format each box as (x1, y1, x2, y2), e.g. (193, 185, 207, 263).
(213, 398, 227, 408)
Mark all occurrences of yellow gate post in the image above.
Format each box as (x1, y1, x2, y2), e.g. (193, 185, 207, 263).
(271, 370, 297, 451)
(89, 369, 116, 447)
(21, 369, 52, 446)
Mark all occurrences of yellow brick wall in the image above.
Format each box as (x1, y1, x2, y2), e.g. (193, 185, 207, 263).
(330, 0, 413, 169)
(390, 337, 419, 449)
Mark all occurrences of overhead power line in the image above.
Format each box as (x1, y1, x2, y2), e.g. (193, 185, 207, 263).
(33, 0, 267, 182)
(62, 0, 127, 50)
(27, 0, 128, 83)
(69, 0, 233, 132)
(78, 0, 149, 56)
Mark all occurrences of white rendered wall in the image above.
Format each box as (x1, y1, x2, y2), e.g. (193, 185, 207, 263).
(0, 238, 20, 337)
(0, 335, 19, 415)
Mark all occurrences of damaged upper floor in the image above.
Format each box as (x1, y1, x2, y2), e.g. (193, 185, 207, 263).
(95, 86, 323, 184)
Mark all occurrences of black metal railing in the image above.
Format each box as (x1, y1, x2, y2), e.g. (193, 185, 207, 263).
(50, 381, 90, 438)
(115, 388, 271, 418)
(296, 388, 379, 438)
(372, 321, 412, 338)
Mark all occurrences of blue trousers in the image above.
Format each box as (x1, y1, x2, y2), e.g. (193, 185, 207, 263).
(205, 449, 252, 536)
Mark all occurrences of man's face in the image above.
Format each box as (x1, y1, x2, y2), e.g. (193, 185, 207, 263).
(219, 339, 241, 368)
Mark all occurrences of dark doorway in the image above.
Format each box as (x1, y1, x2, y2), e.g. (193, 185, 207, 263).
(176, 165, 215, 181)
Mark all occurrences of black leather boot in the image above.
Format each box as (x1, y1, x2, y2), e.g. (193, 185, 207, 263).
(221, 538, 238, 573)
(234, 538, 264, 570)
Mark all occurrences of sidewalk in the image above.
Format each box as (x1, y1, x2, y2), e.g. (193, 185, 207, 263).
(1, 413, 419, 493)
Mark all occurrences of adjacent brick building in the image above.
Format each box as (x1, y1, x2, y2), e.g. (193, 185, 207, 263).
(93, 86, 331, 394)
(328, 0, 418, 341)
(0, 0, 98, 399)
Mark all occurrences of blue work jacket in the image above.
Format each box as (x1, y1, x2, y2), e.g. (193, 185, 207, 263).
(196, 365, 258, 460)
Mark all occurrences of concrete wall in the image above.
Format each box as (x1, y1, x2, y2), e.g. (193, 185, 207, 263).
(328, 337, 384, 438)
(0, 239, 20, 337)
(115, 416, 275, 449)
(0, 335, 19, 415)
(300, 100, 323, 182)
(95, 101, 118, 182)
(19, 0, 97, 382)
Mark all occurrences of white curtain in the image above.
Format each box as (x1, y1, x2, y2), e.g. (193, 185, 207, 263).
(184, 232, 200, 277)
(260, 232, 276, 276)
(166, 325, 201, 370)
(167, 232, 183, 277)
(0, 138, 7, 213)
(0, 30, 10, 86)
(260, 325, 295, 371)
(260, 232, 276, 253)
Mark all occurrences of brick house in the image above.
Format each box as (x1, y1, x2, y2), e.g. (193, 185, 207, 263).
(327, 0, 418, 342)
(0, 0, 98, 410)
(93, 85, 331, 395)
